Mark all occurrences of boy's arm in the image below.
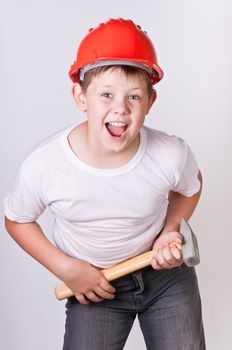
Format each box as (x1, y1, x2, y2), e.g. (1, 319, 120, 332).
(5, 218, 116, 304)
(5, 218, 73, 280)
(151, 170, 203, 269)
(162, 170, 203, 233)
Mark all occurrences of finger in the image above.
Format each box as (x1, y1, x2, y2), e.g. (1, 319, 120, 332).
(153, 236, 182, 252)
(152, 248, 170, 270)
(169, 231, 183, 242)
(162, 245, 179, 265)
(94, 285, 115, 300)
(169, 241, 182, 250)
(75, 294, 89, 305)
(163, 245, 184, 268)
(155, 247, 171, 269)
(170, 244, 183, 261)
(85, 291, 104, 303)
(151, 257, 162, 270)
(98, 279, 116, 294)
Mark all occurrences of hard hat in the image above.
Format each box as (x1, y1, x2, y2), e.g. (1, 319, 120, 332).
(69, 18, 164, 84)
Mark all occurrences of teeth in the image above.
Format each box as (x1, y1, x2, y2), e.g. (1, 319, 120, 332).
(108, 122, 127, 127)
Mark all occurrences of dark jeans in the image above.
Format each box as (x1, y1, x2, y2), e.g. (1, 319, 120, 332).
(63, 265, 205, 350)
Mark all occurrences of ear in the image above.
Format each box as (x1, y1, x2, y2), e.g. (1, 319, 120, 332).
(146, 89, 157, 114)
(72, 83, 87, 111)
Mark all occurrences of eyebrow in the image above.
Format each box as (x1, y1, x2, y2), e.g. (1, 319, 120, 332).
(101, 85, 142, 91)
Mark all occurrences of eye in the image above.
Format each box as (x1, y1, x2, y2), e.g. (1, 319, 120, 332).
(101, 92, 113, 98)
(129, 95, 140, 100)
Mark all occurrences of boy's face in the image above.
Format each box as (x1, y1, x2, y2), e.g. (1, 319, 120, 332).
(73, 68, 156, 156)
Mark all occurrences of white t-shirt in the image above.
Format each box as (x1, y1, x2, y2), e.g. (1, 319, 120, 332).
(4, 121, 201, 268)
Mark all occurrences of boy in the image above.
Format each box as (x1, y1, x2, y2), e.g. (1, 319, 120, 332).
(4, 18, 205, 349)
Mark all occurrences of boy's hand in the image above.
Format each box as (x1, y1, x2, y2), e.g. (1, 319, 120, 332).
(63, 258, 116, 305)
(151, 231, 183, 270)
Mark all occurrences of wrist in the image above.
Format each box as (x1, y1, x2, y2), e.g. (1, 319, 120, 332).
(58, 256, 84, 282)
(160, 220, 180, 234)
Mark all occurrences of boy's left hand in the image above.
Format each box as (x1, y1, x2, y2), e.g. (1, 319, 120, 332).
(151, 231, 183, 270)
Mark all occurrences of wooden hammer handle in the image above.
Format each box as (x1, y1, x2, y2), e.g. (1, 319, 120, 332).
(54, 242, 181, 300)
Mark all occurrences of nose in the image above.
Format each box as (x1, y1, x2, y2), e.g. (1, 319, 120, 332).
(112, 97, 130, 116)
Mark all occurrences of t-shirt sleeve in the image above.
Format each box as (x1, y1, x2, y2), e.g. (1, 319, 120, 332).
(4, 165, 46, 223)
(172, 139, 201, 197)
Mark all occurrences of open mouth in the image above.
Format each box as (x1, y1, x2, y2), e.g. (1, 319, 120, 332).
(105, 122, 128, 138)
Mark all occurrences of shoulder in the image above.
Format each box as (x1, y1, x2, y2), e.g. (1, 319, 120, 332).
(143, 125, 188, 167)
(20, 124, 75, 178)
(142, 126, 200, 195)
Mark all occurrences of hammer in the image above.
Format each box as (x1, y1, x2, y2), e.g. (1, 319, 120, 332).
(54, 217, 200, 301)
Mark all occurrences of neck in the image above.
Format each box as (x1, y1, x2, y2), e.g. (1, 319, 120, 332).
(86, 132, 140, 169)
(68, 121, 141, 169)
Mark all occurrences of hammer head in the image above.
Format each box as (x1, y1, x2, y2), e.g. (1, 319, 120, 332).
(180, 217, 200, 267)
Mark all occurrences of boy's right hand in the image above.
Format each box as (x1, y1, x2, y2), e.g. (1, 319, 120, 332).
(62, 258, 116, 305)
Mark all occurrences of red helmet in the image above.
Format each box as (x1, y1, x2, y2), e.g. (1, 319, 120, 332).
(69, 18, 164, 84)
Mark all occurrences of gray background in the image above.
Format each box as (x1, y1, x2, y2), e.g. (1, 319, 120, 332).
(1, 0, 231, 349)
